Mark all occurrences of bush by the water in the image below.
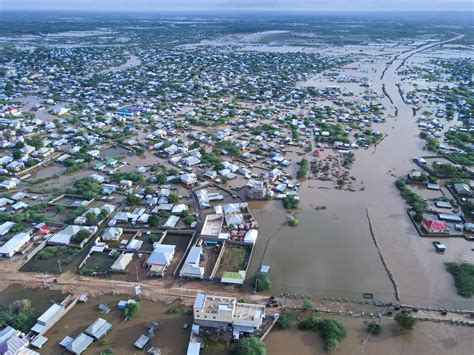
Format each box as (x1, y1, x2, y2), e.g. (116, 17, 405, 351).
(275, 311, 293, 330)
(253, 272, 271, 292)
(366, 321, 382, 335)
(395, 179, 427, 216)
(298, 315, 347, 352)
(445, 262, 474, 298)
(282, 195, 299, 210)
(235, 336, 266, 355)
(394, 312, 417, 330)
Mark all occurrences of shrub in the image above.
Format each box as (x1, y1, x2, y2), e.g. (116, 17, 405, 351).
(124, 302, 140, 319)
(302, 299, 317, 311)
(366, 321, 382, 335)
(235, 336, 266, 355)
(253, 272, 271, 292)
(298, 314, 321, 331)
(0, 311, 35, 333)
(149, 214, 159, 227)
(275, 311, 293, 330)
(298, 316, 346, 351)
(296, 157, 309, 179)
(445, 262, 474, 298)
(288, 217, 299, 227)
(168, 193, 179, 204)
(394, 312, 417, 330)
(282, 195, 299, 210)
(72, 229, 90, 243)
(126, 194, 141, 205)
(318, 319, 347, 352)
(156, 173, 167, 184)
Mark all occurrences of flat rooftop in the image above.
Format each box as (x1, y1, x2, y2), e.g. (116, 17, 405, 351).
(200, 214, 224, 238)
(202, 295, 236, 314)
(235, 303, 265, 321)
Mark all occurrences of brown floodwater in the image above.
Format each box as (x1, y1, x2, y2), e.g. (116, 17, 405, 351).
(265, 314, 474, 355)
(248, 36, 474, 310)
(0, 284, 64, 318)
(40, 294, 192, 355)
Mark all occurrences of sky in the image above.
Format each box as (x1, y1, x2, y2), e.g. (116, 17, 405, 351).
(1, 0, 472, 12)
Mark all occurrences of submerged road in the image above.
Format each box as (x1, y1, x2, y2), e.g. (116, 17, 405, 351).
(359, 32, 468, 307)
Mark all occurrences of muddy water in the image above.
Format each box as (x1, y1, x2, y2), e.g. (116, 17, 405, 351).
(41, 294, 192, 355)
(99, 55, 141, 74)
(249, 36, 474, 310)
(265, 315, 474, 355)
(0, 284, 64, 317)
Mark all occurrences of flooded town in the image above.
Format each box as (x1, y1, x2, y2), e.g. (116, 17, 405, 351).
(0, 5, 473, 355)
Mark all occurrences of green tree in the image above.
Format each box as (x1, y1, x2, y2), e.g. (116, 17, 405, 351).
(156, 173, 167, 185)
(318, 319, 347, 352)
(445, 262, 474, 298)
(98, 209, 109, 221)
(394, 312, 417, 330)
(27, 134, 44, 149)
(168, 193, 179, 204)
(253, 272, 271, 292)
(366, 321, 382, 335)
(235, 336, 266, 355)
(302, 299, 317, 311)
(85, 212, 98, 225)
(288, 217, 299, 227)
(126, 194, 141, 205)
(149, 214, 159, 227)
(124, 302, 140, 319)
(12, 149, 22, 160)
(73, 229, 90, 243)
(275, 311, 293, 330)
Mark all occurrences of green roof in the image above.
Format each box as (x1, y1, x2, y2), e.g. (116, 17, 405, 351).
(222, 271, 244, 279)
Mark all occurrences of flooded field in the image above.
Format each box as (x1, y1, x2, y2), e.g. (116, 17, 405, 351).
(265, 314, 474, 355)
(248, 35, 474, 310)
(41, 294, 192, 355)
(0, 284, 64, 318)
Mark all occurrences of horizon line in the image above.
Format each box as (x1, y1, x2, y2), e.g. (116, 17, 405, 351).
(1, 9, 472, 13)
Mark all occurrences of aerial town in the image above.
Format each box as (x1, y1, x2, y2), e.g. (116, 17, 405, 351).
(0, 7, 473, 355)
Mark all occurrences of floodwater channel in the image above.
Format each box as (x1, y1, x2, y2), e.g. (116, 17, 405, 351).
(248, 35, 474, 310)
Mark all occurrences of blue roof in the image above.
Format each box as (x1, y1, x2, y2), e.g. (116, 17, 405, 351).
(194, 293, 206, 310)
(147, 245, 175, 266)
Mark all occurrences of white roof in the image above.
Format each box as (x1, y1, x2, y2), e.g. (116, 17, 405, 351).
(244, 229, 258, 244)
(187, 341, 201, 355)
(0, 232, 30, 255)
(164, 215, 180, 228)
(48, 225, 97, 245)
(111, 253, 133, 271)
(0, 221, 15, 235)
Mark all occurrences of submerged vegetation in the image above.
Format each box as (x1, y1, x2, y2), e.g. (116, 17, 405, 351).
(445, 262, 474, 298)
(395, 179, 427, 222)
(298, 314, 347, 352)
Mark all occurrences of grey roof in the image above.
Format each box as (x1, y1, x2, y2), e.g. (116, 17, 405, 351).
(147, 244, 175, 266)
(65, 333, 93, 354)
(134, 335, 150, 349)
(84, 318, 112, 340)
